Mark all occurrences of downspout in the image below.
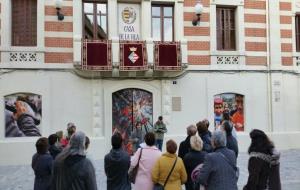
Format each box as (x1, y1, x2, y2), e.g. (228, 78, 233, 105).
(266, 0, 273, 132)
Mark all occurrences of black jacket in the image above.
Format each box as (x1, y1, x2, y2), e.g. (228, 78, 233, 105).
(226, 135, 239, 158)
(104, 148, 131, 190)
(178, 136, 192, 159)
(183, 150, 207, 190)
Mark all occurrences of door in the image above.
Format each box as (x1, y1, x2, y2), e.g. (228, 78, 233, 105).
(112, 88, 153, 154)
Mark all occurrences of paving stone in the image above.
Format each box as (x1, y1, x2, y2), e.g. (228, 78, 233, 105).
(0, 149, 299, 190)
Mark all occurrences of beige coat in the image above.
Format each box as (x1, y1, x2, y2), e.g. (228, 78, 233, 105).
(152, 152, 187, 190)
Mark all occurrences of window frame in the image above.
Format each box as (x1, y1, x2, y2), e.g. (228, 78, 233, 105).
(82, 0, 108, 40)
(216, 6, 236, 51)
(11, 0, 37, 46)
(296, 15, 300, 52)
(151, 4, 174, 42)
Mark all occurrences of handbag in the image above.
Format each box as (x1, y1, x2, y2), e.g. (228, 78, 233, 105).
(218, 152, 239, 180)
(153, 156, 178, 190)
(128, 148, 143, 183)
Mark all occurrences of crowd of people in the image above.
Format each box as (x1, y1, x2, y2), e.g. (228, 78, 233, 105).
(31, 116, 281, 190)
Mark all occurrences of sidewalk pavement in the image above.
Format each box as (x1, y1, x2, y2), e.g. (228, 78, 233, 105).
(0, 149, 300, 190)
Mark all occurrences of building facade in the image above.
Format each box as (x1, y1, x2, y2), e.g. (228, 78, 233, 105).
(1, 0, 300, 165)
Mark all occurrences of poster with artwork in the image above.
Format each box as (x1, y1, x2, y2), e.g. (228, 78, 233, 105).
(214, 93, 244, 131)
(5, 93, 42, 137)
(112, 88, 153, 155)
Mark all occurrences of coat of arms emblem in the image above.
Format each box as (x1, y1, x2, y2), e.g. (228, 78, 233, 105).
(122, 7, 136, 24)
(128, 47, 139, 63)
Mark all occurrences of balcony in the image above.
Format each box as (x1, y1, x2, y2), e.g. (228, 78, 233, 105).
(73, 38, 188, 79)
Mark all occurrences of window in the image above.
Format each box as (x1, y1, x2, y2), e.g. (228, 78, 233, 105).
(83, 1, 107, 40)
(296, 15, 300, 52)
(216, 7, 236, 50)
(12, 0, 37, 46)
(152, 5, 174, 41)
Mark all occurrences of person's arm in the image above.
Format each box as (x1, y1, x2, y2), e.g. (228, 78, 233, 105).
(151, 158, 161, 184)
(197, 154, 213, 186)
(129, 148, 141, 172)
(243, 157, 263, 190)
(161, 123, 168, 133)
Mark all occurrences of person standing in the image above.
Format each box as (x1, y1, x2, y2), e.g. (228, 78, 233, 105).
(48, 134, 62, 160)
(153, 116, 167, 151)
(105, 132, 131, 190)
(52, 131, 97, 190)
(223, 121, 239, 158)
(32, 137, 53, 190)
(243, 129, 281, 190)
(183, 135, 206, 190)
(196, 121, 213, 153)
(152, 139, 187, 190)
(178, 124, 197, 159)
(129, 132, 161, 190)
(197, 130, 238, 190)
(130, 122, 146, 153)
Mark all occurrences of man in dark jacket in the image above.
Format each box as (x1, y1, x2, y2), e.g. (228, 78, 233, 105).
(104, 132, 131, 190)
(197, 130, 238, 190)
(178, 124, 197, 159)
(223, 121, 239, 158)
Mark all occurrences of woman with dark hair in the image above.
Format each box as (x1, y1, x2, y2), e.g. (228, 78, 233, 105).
(32, 137, 53, 190)
(197, 121, 213, 153)
(129, 132, 161, 190)
(130, 122, 146, 153)
(152, 139, 187, 190)
(243, 129, 281, 190)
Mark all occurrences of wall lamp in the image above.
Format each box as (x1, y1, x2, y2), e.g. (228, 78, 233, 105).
(192, 1, 204, 26)
(56, 0, 64, 21)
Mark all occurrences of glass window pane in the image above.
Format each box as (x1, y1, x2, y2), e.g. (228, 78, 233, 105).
(164, 7, 173, 17)
(152, 18, 161, 41)
(84, 3, 93, 13)
(86, 14, 94, 25)
(164, 18, 173, 41)
(152, 7, 160, 17)
(97, 15, 107, 33)
(97, 3, 106, 14)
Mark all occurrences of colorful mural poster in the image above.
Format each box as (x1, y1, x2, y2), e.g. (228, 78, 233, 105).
(112, 88, 153, 155)
(5, 93, 42, 137)
(214, 93, 244, 131)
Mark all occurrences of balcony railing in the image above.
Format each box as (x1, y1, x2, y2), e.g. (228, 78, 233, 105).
(75, 39, 188, 78)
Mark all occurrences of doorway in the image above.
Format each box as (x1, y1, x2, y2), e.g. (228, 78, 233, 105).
(112, 88, 153, 154)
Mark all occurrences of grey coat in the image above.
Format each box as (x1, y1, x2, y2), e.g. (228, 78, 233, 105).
(197, 147, 238, 190)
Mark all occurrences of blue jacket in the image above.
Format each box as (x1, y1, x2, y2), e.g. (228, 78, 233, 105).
(32, 153, 53, 190)
(197, 147, 238, 190)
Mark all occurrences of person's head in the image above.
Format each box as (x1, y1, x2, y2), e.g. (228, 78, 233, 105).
(235, 95, 244, 113)
(68, 131, 86, 156)
(166, 139, 177, 154)
(222, 112, 231, 121)
(223, 121, 232, 136)
(67, 122, 76, 137)
(211, 130, 226, 149)
(56, 130, 63, 141)
(144, 132, 156, 146)
(135, 122, 142, 130)
(158, 116, 163, 121)
(111, 132, 122, 149)
(196, 121, 208, 135)
(248, 129, 274, 155)
(36, 137, 49, 154)
(214, 98, 223, 116)
(190, 135, 203, 151)
(85, 136, 90, 150)
(48, 134, 58, 146)
(186, 124, 197, 136)
(202, 119, 210, 129)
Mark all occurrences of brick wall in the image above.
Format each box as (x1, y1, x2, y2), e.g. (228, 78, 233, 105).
(44, 0, 73, 64)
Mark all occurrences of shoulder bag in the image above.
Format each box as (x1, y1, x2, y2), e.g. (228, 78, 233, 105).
(129, 148, 143, 184)
(153, 156, 178, 190)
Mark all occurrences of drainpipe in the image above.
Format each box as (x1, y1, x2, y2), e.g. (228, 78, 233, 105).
(266, 0, 273, 132)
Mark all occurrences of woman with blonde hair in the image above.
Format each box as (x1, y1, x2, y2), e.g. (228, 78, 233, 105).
(152, 139, 187, 190)
(183, 135, 207, 190)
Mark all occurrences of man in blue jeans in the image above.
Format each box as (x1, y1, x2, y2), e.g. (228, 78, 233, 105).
(153, 116, 167, 151)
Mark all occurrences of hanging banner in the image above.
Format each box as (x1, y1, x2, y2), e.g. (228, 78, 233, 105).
(118, 3, 140, 41)
(120, 41, 147, 71)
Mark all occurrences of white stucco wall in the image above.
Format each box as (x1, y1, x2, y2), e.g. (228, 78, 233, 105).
(1, 71, 300, 165)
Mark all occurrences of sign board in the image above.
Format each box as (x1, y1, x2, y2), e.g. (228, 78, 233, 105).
(118, 3, 140, 41)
